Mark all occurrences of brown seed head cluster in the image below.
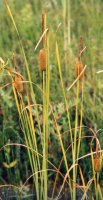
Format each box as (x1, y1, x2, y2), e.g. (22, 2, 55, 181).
(15, 75, 23, 94)
(39, 48, 47, 71)
(94, 156, 101, 172)
(75, 61, 84, 81)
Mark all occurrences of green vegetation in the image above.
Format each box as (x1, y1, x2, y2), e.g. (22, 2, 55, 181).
(0, 0, 103, 199)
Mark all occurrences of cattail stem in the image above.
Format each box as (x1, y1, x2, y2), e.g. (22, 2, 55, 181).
(42, 13, 45, 48)
(73, 68, 79, 200)
(96, 173, 99, 200)
(77, 75, 84, 159)
(41, 12, 49, 200)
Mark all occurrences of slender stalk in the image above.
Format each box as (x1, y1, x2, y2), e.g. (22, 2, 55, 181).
(73, 77, 79, 200)
(63, 0, 70, 78)
(67, 0, 70, 46)
(77, 77, 84, 159)
(43, 71, 47, 200)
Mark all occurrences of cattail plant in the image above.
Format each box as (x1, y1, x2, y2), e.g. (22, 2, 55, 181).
(39, 13, 47, 72)
(94, 135, 102, 173)
(12, 55, 23, 94)
(15, 74, 23, 94)
(75, 37, 84, 81)
(73, 38, 85, 200)
(94, 155, 101, 173)
(37, 13, 50, 200)
(39, 48, 47, 71)
(75, 61, 84, 81)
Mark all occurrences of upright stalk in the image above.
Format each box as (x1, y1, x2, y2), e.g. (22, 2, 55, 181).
(63, 0, 70, 76)
(73, 77, 79, 200)
(41, 13, 50, 200)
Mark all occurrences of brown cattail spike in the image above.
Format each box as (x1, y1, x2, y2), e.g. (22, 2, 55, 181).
(39, 48, 47, 71)
(94, 155, 101, 172)
(75, 61, 84, 81)
(15, 75, 23, 94)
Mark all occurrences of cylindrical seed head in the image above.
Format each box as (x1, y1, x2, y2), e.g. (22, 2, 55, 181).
(15, 75, 23, 93)
(39, 48, 47, 71)
(94, 156, 101, 172)
(75, 61, 84, 81)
